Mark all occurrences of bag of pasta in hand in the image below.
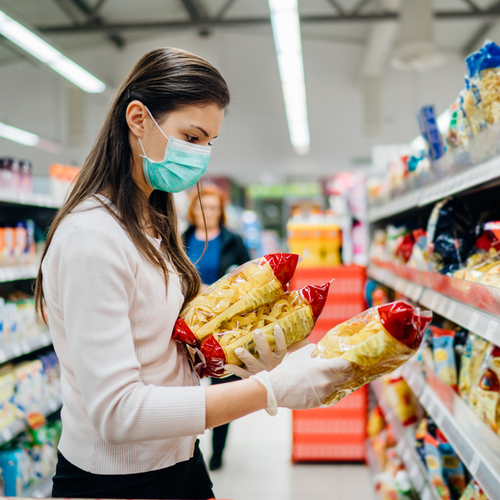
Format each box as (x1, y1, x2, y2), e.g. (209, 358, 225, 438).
(313, 301, 432, 405)
(198, 282, 331, 377)
(174, 253, 300, 347)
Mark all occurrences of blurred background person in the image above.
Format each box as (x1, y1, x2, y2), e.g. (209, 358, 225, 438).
(183, 184, 251, 471)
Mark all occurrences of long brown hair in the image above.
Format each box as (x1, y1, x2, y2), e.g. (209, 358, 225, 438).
(35, 47, 230, 322)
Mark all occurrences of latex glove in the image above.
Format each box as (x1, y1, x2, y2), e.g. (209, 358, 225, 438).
(251, 344, 353, 416)
(224, 325, 287, 378)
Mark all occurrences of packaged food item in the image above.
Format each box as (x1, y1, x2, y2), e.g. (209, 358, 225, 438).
(174, 253, 299, 346)
(437, 431, 466, 500)
(427, 198, 475, 275)
(425, 433, 452, 500)
(475, 345, 500, 435)
(416, 105, 445, 161)
(415, 418, 427, 465)
(432, 326, 459, 391)
(462, 71, 487, 137)
(469, 341, 494, 409)
(477, 40, 500, 125)
(458, 480, 489, 500)
(384, 375, 418, 426)
(198, 282, 330, 377)
(313, 301, 432, 405)
(367, 406, 385, 439)
(458, 333, 489, 402)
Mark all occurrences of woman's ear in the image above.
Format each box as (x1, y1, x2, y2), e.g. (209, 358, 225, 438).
(126, 100, 147, 138)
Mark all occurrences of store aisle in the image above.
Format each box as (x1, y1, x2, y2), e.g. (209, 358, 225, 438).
(199, 408, 375, 500)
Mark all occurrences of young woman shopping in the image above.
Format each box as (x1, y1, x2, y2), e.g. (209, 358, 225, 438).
(35, 47, 353, 500)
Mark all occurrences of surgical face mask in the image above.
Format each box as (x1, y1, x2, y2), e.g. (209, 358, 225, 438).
(139, 107, 211, 193)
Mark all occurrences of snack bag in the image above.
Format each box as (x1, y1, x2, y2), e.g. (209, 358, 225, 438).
(198, 282, 330, 377)
(469, 341, 494, 409)
(174, 253, 299, 346)
(415, 418, 427, 465)
(437, 431, 466, 500)
(425, 433, 452, 500)
(431, 326, 458, 391)
(463, 51, 488, 136)
(458, 480, 489, 500)
(384, 375, 418, 426)
(367, 406, 385, 439)
(313, 301, 432, 405)
(475, 345, 500, 435)
(459, 333, 489, 402)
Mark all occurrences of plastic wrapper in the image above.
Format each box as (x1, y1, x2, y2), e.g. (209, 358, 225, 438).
(431, 326, 458, 391)
(474, 345, 500, 436)
(437, 431, 466, 500)
(427, 198, 475, 275)
(463, 52, 487, 136)
(173, 253, 299, 346)
(367, 406, 385, 439)
(458, 332, 489, 403)
(384, 375, 418, 426)
(458, 480, 489, 500)
(313, 301, 432, 405)
(477, 40, 500, 125)
(197, 282, 330, 377)
(425, 432, 452, 500)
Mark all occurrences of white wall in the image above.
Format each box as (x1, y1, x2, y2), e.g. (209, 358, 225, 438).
(0, 28, 467, 183)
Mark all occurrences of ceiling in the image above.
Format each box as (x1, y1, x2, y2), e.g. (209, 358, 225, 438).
(0, 0, 499, 64)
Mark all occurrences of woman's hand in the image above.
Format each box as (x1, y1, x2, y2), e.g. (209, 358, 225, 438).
(251, 344, 353, 415)
(224, 325, 287, 378)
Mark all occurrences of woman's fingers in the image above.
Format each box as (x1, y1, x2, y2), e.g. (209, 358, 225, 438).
(223, 363, 250, 379)
(273, 325, 287, 358)
(234, 346, 266, 372)
(252, 330, 273, 365)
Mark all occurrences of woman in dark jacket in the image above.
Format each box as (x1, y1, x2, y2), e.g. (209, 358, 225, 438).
(183, 184, 250, 471)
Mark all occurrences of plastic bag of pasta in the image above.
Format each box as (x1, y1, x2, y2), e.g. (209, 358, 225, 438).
(197, 282, 330, 377)
(477, 40, 500, 125)
(174, 253, 299, 347)
(313, 301, 432, 405)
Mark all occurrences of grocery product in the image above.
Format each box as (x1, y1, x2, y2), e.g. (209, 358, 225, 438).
(431, 326, 458, 391)
(314, 301, 432, 405)
(458, 480, 489, 500)
(459, 333, 489, 403)
(174, 253, 299, 346)
(477, 40, 500, 125)
(384, 375, 419, 426)
(437, 432, 467, 500)
(417, 105, 445, 161)
(198, 282, 330, 377)
(367, 406, 385, 439)
(425, 433, 452, 500)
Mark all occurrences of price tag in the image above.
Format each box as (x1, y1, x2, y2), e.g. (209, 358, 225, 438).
(438, 299, 447, 315)
(447, 302, 456, 319)
(484, 320, 498, 342)
(413, 285, 423, 302)
(421, 387, 432, 408)
(469, 454, 481, 476)
(469, 313, 480, 332)
(430, 294, 439, 310)
(434, 406, 445, 428)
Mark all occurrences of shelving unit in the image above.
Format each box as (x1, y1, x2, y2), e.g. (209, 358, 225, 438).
(367, 263, 500, 347)
(371, 380, 441, 500)
(0, 264, 40, 283)
(0, 190, 60, 210)
(0, 331, 52, 364)
(400, 362, 500, 500)
(0, 394, 62, 446)
(368, 154, 500, 222)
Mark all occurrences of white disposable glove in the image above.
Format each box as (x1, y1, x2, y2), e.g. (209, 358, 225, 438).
(251, 344, 353, 416)
(224, 325, 287, 378)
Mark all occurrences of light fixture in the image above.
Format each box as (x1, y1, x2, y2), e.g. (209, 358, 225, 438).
(0, 9, 105, 93)
(0, 122, 61, 153)
(268, 0, 310, 155)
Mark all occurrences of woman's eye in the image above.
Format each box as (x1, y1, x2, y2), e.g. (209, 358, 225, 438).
(186, 135, 198, 142)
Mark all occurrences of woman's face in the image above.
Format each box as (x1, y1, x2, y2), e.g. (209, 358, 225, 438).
(192, 194, 222, 231)
(139, 103, 224, 162)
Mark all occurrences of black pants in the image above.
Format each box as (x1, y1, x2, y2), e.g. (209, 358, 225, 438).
(210, 375, 239, 459)
(52, 440, 214, 500)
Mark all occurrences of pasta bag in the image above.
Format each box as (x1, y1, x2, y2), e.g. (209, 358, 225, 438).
(313, 301, 432, 405)
(174, 253, 299, 347)
(198, 282, 330, 377)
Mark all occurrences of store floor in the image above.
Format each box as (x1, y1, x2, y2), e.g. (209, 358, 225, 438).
(198, 408, 375, 500)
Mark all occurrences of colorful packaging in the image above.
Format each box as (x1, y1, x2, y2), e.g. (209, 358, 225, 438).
(432, 326, 458, 391)
(458, 480, 489, 500)
(384, 375, 418, 426)
(459, 333, 489, 403)
(313, 301, 432, 405)
(477, 40, 500, 125)
(174, 253, 299, 346)
(437, 431, 466, 500)
(425, 433, 452, 500)
(475, 345, 500, 435)
(464, 52, 488, 136)
(367, 406, 385, 439)
(415, 418, 428, 465)
(416, 105, 445, 161)
(198, 283, 330, 377)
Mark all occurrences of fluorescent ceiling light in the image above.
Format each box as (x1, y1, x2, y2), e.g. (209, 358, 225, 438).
(0, 10, 105, 93)
(268, 0, 310, 155)
(0, 121, 61, 153)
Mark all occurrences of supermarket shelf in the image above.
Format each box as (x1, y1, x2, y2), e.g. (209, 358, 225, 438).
(368, 155, 500, 222)
(371, 381, 440, 500)
(367, 263, 500, 347)
(401, 362, 500, 500)
(0, 190, 60, 209)
(0, 395, 62, 447)
(0, 264, 39, 283)
(23, 475, 54, 498)
(0, 331, 52, 364)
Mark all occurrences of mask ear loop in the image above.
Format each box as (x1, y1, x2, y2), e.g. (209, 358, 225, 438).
(145, 106, 169, 142)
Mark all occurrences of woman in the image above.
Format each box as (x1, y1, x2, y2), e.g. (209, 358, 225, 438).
(183, 185, 250, 471)
(35, 48, 352, 500)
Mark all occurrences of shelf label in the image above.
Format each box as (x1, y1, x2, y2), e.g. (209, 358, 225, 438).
(430, 294, 439, 310)
(447, 302, 456, 319)
(485, 320, 498, 342)
(434, 407, 445, 428)
(469, 313, 480, 332)
(438, 299, 447, 315)
(469, 454, 481, 476)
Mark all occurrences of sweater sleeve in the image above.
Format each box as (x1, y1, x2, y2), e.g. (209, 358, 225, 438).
(53, 226, 206, 445)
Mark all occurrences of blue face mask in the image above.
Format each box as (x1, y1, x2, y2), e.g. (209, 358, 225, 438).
(139, 107, 211, 193)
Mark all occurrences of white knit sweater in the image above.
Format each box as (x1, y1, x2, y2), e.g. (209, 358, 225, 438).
(42, 195, 206, 474)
